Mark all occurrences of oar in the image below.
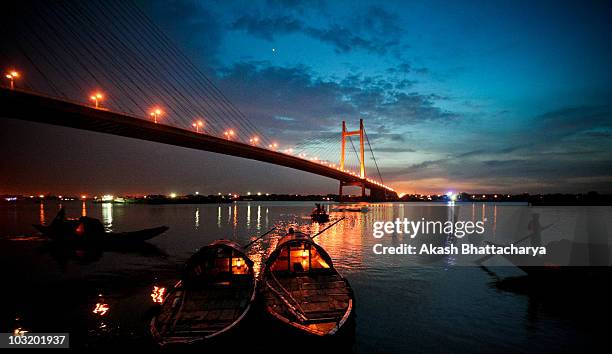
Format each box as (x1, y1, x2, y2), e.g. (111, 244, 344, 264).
(474, 223, 553, 264)
(311, 217, 346, 240)
(244, 227, 277, 249)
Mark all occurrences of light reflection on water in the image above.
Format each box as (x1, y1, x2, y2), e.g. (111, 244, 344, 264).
(39, 202, 45, 225)
(0, 201, 611, 351)
(194, 207, 199, 229)
(101, 203, 113, 232)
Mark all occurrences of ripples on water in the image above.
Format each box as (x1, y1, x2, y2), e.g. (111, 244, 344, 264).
(0, 201, 610, 352)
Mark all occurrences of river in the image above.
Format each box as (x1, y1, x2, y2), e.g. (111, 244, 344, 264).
(0, 201, 610, 352)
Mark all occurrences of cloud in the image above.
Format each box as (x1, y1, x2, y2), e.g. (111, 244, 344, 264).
(535, 105, 612, 139)
(385, 155, 612, 193)
(231, 14, 302, 40)
(216, 61, 455, 144)
(137, 0, 224, 69)
(373, 147, 417, 153)
(231, 5, 403, 55)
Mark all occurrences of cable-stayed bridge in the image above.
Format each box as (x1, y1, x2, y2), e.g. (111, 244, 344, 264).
(0, 0, 397, 200)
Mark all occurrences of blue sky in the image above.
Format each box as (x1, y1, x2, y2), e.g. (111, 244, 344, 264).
(135, 0, 612, 193)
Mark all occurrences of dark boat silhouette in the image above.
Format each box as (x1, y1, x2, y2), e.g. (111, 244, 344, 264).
(150, 240, 256, 346)
(261, 229, 354, 336)
(478, 210, 611, 280)
(310, 203, 330, 223)
(33, 208, 168, 242)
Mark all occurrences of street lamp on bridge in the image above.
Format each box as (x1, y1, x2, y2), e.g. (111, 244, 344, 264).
(5, 70, 19, 89)
(192, 120, 204, 133)
(149, 108, 162, 123)
(89, 92, 104, 108)
(224, 130, 235, 140)
(249, 136, 259, 145)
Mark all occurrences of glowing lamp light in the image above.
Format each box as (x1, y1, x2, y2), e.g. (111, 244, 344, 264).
(170, 193, 177, 199)
(192, 120, 204, 133)
(5, 70, 19, 89)
(149, 108, 163, 123)
(224, 130, 235, 140)
(89, 92, 104, 108)
(249, 137, 259, 145)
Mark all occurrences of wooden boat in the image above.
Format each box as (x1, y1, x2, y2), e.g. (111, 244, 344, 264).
(33, 208, 168, 242)
(150, 240, 256, 346)
(310, 203, 330, 223)
(262, 230, 353, 336)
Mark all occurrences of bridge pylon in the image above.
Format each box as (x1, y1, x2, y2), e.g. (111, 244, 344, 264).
(339, 119, 366, 201)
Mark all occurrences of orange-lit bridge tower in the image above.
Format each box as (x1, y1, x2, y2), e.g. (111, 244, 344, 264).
(339, 119, 367, 201)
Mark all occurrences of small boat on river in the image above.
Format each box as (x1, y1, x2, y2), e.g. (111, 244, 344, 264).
(33, 208, 168, 242)
(150, 240, 256, 345)
(310, 203, 330, 223)
(261, 229, 354, 336)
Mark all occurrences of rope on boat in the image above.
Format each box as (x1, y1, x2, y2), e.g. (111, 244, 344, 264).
(268, 271, 308, 322)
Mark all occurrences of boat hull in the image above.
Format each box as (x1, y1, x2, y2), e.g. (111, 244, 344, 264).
(150, 279, 256, 346)
(150, 240, 256, 346)
(33, 224, 168, 242)
(311, 213, 330, 223)
(261, 233, 355, 337)
(263, 282, 354, 337)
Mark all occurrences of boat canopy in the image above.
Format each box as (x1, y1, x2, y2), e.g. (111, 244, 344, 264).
(266, 233, 333, 273)
(184, 240, 253, 285)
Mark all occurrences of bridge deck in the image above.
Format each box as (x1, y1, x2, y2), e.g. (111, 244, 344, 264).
(0, 88, 396, 198)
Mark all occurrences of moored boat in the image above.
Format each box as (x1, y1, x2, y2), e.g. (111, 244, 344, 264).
(33, 208, 168, 242)
(150, 240, 256, 346)
(261, 229, 353, 336)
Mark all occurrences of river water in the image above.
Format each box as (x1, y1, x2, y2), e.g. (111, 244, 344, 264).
(0, 201, 610, 352)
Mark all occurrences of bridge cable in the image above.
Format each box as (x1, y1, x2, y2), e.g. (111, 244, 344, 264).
(364, 128, 384, 185)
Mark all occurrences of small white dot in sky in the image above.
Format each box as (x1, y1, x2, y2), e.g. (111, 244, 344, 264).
(272, 48, 276, 52)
